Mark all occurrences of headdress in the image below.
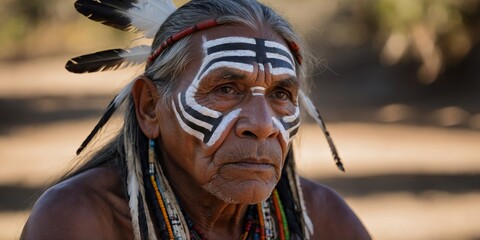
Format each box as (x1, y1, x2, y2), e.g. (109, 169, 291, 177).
(66, 0, 344, 239)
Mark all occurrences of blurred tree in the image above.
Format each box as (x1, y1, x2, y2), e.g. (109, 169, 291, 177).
(0, 0, 59, 57)
(322, 0, 480, 85)
(0, 0, 193, 60)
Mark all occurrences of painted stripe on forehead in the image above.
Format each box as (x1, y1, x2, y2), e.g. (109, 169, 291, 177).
(207, 43, 294, 64)
(205, 36, 292, 57)
(205, 39, 295, 69)
(203, 36, 295, 69)
(192, 61, 254, 88)
(203, 36, 256, 48)
(267, 63, 296, 77)
(198, 55, 295, 78)
(266, 52, 294, 66)
(265, 40, 295, 61)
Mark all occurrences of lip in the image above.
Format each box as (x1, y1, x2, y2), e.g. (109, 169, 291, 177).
(227, 162, 274, 170)
(224, 158, 276, 171)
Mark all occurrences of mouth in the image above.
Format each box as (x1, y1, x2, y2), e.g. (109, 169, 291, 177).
(224, 158, 276, 171)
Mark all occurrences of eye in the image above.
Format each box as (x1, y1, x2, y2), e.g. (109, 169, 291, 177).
(218, 86, 235, 94)
(216, 85, 243, 96)
(271, 89, 291, 100)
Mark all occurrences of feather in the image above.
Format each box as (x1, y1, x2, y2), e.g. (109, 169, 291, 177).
(125, 131, 141, 239)
(76, 96, 116, 155)
(293, 169, 314, 237)
(125, 129, 158, 240)
(74, 0, 176, 38)
(274, 148, 304, 239)
(76, 83, 132, 155)
(299, 90, 345, 172)
(129, 0, 177, 38)
(66, 45, 150, 73)
(74, 0, 136, 32)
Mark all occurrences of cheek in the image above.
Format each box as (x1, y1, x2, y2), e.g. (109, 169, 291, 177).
(157, 104, 220, 184)
(271, 105, 300, 147)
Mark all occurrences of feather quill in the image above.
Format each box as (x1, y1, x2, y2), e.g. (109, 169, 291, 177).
(299, 90, 345, 172)
(66, 45, 150, 73)
(74, 0, 176, 38)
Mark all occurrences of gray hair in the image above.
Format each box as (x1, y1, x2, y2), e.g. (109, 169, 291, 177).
(119, 0, 311, 179)
(61, 0, 310, 190)
(58, 1, 312, 238)
(144, 0, 309, 102)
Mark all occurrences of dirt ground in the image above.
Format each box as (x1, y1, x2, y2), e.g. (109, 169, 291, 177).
(1, 56, 479, 239)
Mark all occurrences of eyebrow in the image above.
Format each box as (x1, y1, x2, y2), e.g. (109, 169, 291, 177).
(274, 76, 300, 89)
(218, 69, 246, 81)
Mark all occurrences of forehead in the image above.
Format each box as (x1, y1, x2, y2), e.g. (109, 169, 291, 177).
(193, 23, 287, 47)
(187, 24, 295, 72)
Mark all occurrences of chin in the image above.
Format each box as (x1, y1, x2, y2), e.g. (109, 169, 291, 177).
(202, 179, 277, 204)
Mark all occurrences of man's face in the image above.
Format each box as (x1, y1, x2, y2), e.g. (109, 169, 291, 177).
(156, 25, 300, 204)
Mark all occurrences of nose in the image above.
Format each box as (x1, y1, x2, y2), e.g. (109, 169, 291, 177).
(235, 97, 279, 140)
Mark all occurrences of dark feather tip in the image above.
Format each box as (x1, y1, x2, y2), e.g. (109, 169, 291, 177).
(74, 0, 135, 31)
(65, 48, 127, 73)
(76, 146, 85, 155)
(336, 161, 345, 172)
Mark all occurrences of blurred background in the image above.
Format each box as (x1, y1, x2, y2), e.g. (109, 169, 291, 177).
(1, 0, 479, 239)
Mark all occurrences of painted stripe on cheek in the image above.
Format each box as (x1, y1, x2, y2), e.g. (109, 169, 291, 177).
(206, 108, 242, 146)
(283, 107, 300, 123)
(272, 117, 290, 145)
(172, 100, 205, 141)
(177, 93, 214, 131)
(175, 36, 299, 146)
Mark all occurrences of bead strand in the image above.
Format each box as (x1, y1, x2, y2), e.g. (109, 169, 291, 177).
(274, 189, 290, 240)
(150, 174, 174, 239)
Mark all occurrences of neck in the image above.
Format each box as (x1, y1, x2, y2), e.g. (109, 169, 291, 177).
(161, 154, 252, 239)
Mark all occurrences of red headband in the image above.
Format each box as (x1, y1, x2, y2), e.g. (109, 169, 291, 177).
(148, 19, 303, 65)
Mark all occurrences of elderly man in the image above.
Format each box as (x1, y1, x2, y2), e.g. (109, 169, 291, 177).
(21, 0, 370, 239)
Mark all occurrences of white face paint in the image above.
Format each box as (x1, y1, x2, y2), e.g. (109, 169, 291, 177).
(251, 86, 266, 96)
(172, 36, 300, 146)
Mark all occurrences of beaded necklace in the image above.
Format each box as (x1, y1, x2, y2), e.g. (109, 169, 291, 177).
(148, 140, 289, 239)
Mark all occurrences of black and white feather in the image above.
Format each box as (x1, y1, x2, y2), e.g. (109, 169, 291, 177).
(299, 90, 345, 172)
(66, 45, 151, 73)
(74, 0, 177, 38)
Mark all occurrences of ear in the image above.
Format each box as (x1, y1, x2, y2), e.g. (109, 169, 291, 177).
(131, 76, 160, 139)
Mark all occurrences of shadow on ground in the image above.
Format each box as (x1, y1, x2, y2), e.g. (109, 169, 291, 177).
(0, 95, 111, 135)
(2, 173, 479, 211)
(314, 173, 480, 197)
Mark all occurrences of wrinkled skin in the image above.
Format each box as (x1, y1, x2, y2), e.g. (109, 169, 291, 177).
(154, 25, 297, 206)
(21, 23, 371, 240)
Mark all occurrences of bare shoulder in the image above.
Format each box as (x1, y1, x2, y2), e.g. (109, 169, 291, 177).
(300, 177, 371, 240)
(21, 167, 133, 240)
